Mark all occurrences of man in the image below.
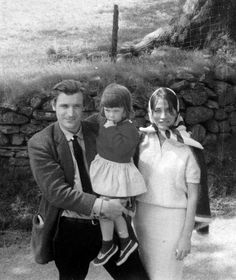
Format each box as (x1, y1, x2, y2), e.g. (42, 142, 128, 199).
(28, 79, 149, 280)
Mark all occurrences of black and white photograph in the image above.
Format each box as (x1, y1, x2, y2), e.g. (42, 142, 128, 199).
(0, 0, 236, 279)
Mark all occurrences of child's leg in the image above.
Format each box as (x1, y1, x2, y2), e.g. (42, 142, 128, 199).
(100, 218, 114, 248)
(92, 218, 118, 266)
(114, 215, 138, 266)
(114, 215, 129, 238)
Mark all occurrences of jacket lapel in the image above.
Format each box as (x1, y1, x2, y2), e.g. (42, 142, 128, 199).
(53, 122, 74, 187)
(81, 121, 97, 168)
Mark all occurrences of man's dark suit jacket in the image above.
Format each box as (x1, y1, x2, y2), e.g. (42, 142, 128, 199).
(28, 121, 99, 264)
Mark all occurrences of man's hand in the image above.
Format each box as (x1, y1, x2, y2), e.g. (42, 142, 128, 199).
(102, 199, 128, 220)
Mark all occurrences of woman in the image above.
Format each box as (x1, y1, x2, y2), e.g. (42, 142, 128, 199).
(134, 87, 203, 280)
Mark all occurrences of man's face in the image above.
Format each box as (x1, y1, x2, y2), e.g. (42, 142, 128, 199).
(52, 92, 83, 134)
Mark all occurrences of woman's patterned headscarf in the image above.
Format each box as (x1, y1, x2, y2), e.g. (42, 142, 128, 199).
(140, 87, 203, 150)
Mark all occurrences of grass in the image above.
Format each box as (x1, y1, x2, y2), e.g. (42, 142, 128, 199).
(0, 0, 180, 80)
(0, 48, 210, 104)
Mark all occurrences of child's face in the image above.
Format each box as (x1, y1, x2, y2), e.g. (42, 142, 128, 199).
(104, 107, 126, 123)
(152, 98, 177, 130)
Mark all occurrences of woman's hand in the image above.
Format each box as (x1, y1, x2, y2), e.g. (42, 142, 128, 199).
(175, 235, 191, 261)
(104, 120, 116, 128)
(175, 183, 198, 261)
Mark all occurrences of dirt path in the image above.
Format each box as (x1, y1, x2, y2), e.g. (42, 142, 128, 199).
(1, 215, 236, 280)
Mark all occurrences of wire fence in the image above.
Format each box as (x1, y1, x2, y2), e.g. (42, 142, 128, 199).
(182, 1, 232, 49)
(118, 1, 233, 53)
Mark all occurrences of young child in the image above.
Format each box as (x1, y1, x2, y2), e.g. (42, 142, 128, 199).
(90, 83, 147, 267)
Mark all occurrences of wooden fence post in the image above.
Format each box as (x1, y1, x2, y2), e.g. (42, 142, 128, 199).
(111, 4, 119, 62)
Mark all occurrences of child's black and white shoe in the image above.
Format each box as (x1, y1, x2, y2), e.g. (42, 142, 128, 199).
(116, 239, 138, 266)
(92, 244, 118, 266)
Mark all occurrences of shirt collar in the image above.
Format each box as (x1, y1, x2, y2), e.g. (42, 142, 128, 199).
(59, 124, 84, 142)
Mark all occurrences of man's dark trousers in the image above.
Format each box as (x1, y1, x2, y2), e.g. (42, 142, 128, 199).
(54, 216, 149, 280)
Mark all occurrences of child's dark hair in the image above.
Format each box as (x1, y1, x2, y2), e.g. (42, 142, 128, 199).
(149, 87, 179, 114)
(100, 83, 133, 118)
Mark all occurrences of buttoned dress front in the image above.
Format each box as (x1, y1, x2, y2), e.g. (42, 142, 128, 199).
(134, 132, 200, 280)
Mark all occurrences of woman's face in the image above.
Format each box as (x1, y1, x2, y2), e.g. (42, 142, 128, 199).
(152, 98, 177, 130)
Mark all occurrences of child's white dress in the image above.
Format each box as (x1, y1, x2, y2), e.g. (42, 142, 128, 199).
(90, 120, 147, 197)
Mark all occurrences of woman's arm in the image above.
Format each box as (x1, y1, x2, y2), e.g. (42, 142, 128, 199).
(176, 182, 199, 260)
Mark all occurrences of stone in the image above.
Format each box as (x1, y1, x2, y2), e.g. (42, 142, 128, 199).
(0, 148, 14, 157)
(127, 75, 146, 92)
(15, 150, 28, 158)
(0, 125, 20, 134)
(214, 109, 228, 121)
(165, 73, 176, 85)
(83, 94, 95, 111)
(133, 96, 147, 110)
(176, 69, 196, 82)
(88, 76, 102, 97)
(230, 112, 236, 126)
(205, 119, 219, 133)
(93, 96, 101, 111)
(218, 120, 231, 133)
(169, 80, 189, 92)
(231, 126, 236, 133)
(218, 133, 232, 141)
(0, 133, 8, 145)
(205, 87, 217, 99)
(202, 133, 217, 146)
(33, 110, 56, 121)
(205, 100, 219, 109)
(42, 100, 53, 111)
(0, 112, 29, 125)
(20, 123, 44, 135)
(190, 124, 206, 143)
(199, 71, 215, 89)
(179, 97, 186, 111)
(224, 105, 235, 113)
(180, 86, 208, 106)
(0, 102, 18, 111)
(82, 111, 97, 120)
(133, 118, 147, 128)
(214, 81, 236, 107)
(134, 109, 146, 117)
(185, 106, 214, 125)
(18, 106, 33, 116)
(214, 64, 236, 85)
(11, 134, 25, 145)
(9, 157, 29, 166)
(30, 96, 43, 109)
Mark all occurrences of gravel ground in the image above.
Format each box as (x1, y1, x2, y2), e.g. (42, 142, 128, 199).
(1, 215, 236, 280)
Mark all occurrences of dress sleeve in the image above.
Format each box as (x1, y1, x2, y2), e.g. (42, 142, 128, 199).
(185, 149, 201, 184)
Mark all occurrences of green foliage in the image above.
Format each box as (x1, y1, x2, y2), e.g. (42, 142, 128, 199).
(0, 167, 40, 231)
(0, 48, 213, 106)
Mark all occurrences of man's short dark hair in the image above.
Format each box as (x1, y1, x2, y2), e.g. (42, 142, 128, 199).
(52, 79, 84, 101)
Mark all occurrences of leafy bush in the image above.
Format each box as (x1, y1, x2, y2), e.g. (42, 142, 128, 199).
(0, 168, 40, 231)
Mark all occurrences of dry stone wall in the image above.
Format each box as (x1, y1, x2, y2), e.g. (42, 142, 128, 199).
(0, 63, 236, 186)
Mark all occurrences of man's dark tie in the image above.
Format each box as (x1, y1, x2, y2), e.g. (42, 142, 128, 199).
(71, 135, 93, 194)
